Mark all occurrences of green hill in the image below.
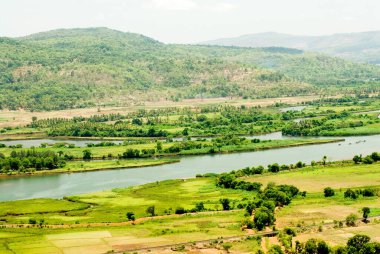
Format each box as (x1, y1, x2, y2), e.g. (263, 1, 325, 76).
(0, 28, 379, 111)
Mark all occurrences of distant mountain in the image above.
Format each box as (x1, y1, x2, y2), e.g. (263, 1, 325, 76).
(0, 28, 379, 111)
(203, 31, 380, 64)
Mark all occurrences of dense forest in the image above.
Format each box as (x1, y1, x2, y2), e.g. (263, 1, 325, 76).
(0, 28, 379, 110)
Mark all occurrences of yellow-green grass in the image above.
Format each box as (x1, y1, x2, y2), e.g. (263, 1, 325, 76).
(0, 178, 254, 225)
(322, 122, 380, 136)
(0, 199, 89, 217)
(244, 163, 380, 192)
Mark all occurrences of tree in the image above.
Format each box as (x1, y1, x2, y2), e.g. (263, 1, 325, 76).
(195, 202, 205, 212)
(353, 155, 362, 164)
(362, 207, 370, 222)
(182, 128, 189, 136)
(268, 163, 280, 173)
(175, 207, 186, 214)
(82, 149, 92, 160)
(222, 243, 232, 253)
(126, 212, 135, 221)
(268, 245, 284, 254)
(219, 198, 231, 210)
(362, 156, 374, 164)
(156, 141, 163, 152)
(344, 189, 358, 199)
(254, 207, 275, 230)
(132, 118, 142, 125)
(324, 187, 335, 197)
(347, 234, 371, 253)
(146, 205, 155, 216)
(322, 156, 327, 165)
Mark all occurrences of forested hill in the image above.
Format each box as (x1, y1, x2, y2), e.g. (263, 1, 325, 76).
(0, 27, 379, 111)
(203, 31, 380, 64)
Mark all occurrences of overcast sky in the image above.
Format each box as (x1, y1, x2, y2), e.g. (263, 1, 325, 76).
(1, 0, 379, 43)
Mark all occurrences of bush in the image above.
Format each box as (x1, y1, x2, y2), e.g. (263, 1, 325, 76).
(344, 189, 358, 199)
(346, 213, 358, 227)
(324, 187, 335, 197)
(126, 212, 135, 221)
(362, 156, 374, 164)
(175, 207, 186, 214)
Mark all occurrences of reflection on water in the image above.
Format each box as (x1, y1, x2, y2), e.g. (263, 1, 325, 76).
(0, 134, 379, 201)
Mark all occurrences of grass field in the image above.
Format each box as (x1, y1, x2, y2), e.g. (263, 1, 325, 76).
(322, 122, 380, 136)
(0, 177, 254, 225)
(245, 163, 380, 192)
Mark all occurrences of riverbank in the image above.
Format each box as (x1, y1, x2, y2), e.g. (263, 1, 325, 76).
(0, 158, 180, 178)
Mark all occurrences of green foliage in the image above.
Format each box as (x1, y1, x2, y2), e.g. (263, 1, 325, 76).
(324, 187, 335, 197)
(0, 149, 66, 172)
(1, 28, 379, 110)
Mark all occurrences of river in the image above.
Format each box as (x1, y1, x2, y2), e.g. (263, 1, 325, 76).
(0, 134, 379, 201)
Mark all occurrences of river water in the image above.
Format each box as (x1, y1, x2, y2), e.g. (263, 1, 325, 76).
(0, 134, 379, 201)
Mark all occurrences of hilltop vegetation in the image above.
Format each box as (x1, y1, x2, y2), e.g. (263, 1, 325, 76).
(0, 28, 379, 111)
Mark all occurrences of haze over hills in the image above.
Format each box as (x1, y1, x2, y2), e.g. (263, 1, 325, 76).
(203, 31, 380, 64)
(0, 27, 379, 111)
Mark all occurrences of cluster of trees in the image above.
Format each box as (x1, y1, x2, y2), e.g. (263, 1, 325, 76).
(0, 150, 66, 172)
(215, 161, 307, 184)
(353, 152, 380, 164)
(324, 186, 377, 199)
(216, 168, 301, 230)
(47, 122, 168, 137)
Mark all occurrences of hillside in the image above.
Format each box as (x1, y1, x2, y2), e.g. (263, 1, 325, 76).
(203, 31, 380, 64)
(0, 28, 379, 111)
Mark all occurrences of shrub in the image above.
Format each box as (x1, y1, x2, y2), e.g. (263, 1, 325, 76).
(346, 213, 358, 227)
(324, 187, 335, 197)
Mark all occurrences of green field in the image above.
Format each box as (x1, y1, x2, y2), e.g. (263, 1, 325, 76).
(245, 163, 380, 192)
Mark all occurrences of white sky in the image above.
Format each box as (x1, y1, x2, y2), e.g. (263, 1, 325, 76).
(0, 0, 379, 43)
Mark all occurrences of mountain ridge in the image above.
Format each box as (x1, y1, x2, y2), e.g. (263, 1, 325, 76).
(202, 31, 380, 64)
